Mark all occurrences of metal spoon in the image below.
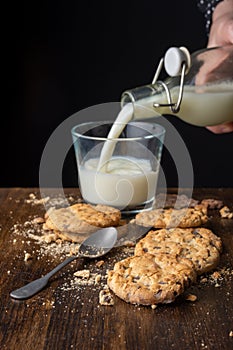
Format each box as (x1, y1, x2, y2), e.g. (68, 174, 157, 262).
(10, 227, 117, 300)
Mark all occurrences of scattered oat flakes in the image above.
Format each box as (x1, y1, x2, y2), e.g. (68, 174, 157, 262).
(99, 289, 114, 306)
(61, 271, 103, 290)
(229, 331, 233, 337)
(151, 304, 157, 309)
(220, 206, 233, 219)
(25, 193, 50, 205)
(199, 266, 233, 288)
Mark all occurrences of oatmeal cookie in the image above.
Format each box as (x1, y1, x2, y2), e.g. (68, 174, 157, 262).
(43, 203, 121, 242)
(134, 207, 208, 228)
(107, 253, 196, 305)
(135, 228, 222, 274)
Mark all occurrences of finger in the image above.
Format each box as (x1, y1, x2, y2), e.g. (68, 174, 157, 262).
(206, 122, 233, 134)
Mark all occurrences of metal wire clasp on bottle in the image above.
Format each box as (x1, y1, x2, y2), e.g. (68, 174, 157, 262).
(151, 56, 187, 114)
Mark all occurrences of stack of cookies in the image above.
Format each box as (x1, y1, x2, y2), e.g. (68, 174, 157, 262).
(107, 206, 222, 306)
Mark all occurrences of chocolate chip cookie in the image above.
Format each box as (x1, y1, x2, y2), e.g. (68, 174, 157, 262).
(134, 207, 208, 228)
(43, 203, 121, 242)
(107, 253, 196, 305)
(134, 228, 222, 274)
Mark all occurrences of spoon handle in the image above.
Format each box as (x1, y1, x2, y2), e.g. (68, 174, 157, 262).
(10, 256, 77, 300)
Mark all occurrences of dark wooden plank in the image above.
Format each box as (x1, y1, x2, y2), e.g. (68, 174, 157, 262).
(0, 188, 233, 350)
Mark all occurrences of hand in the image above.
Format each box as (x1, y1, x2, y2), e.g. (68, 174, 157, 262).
(206, 0, 233, 133)
(208, 0, 233, 47)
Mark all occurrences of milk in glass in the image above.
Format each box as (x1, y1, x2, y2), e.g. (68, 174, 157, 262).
(79, 156, 158, 208)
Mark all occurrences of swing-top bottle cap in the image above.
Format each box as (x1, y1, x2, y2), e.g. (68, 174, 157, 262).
(164, 47, 191, 77)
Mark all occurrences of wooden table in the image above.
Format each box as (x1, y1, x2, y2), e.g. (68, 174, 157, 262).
(0, 188, 233, 350)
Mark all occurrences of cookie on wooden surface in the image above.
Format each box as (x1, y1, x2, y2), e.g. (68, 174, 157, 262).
(134, 207, 208, 228)
(107, 253, 196, 305)
(135, 228, 222, 274)
(43, 203, 121, 242)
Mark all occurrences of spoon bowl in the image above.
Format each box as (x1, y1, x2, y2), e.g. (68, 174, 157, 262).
(79, 226, 117, 258)
(10, 227, 117, 300)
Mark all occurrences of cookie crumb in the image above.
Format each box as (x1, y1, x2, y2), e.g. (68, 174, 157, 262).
(24, 252, 32, 261)
(122, 240, 136, 247)
(32, 217, 45, 224)
(185, 294, 197, 302)
(74, 270, 90, 279)
(200, 277, 208, 284)
(96, 260, 105, 268)
(29, 193, 36, 200)
(229, 331, 233, 337)
(99, 289, 114, 306)
(151, 304, 157, 309)
(220, 206, 233, 219)
(94, 274, 102, 284)
(211, 271, 221, 279)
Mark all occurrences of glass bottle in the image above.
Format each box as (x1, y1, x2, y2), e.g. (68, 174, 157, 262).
(121, 45, 233, 127)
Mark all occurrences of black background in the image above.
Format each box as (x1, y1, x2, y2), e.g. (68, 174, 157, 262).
(3, 0, 233, 188)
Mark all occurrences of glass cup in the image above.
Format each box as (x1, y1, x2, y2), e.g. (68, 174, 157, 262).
(71, 121, 165, 214)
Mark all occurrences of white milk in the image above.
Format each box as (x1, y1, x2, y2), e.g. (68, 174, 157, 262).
(131, 82, 233, 126)
(97, 103, 134, 171)
(79, 156, 158, 208)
